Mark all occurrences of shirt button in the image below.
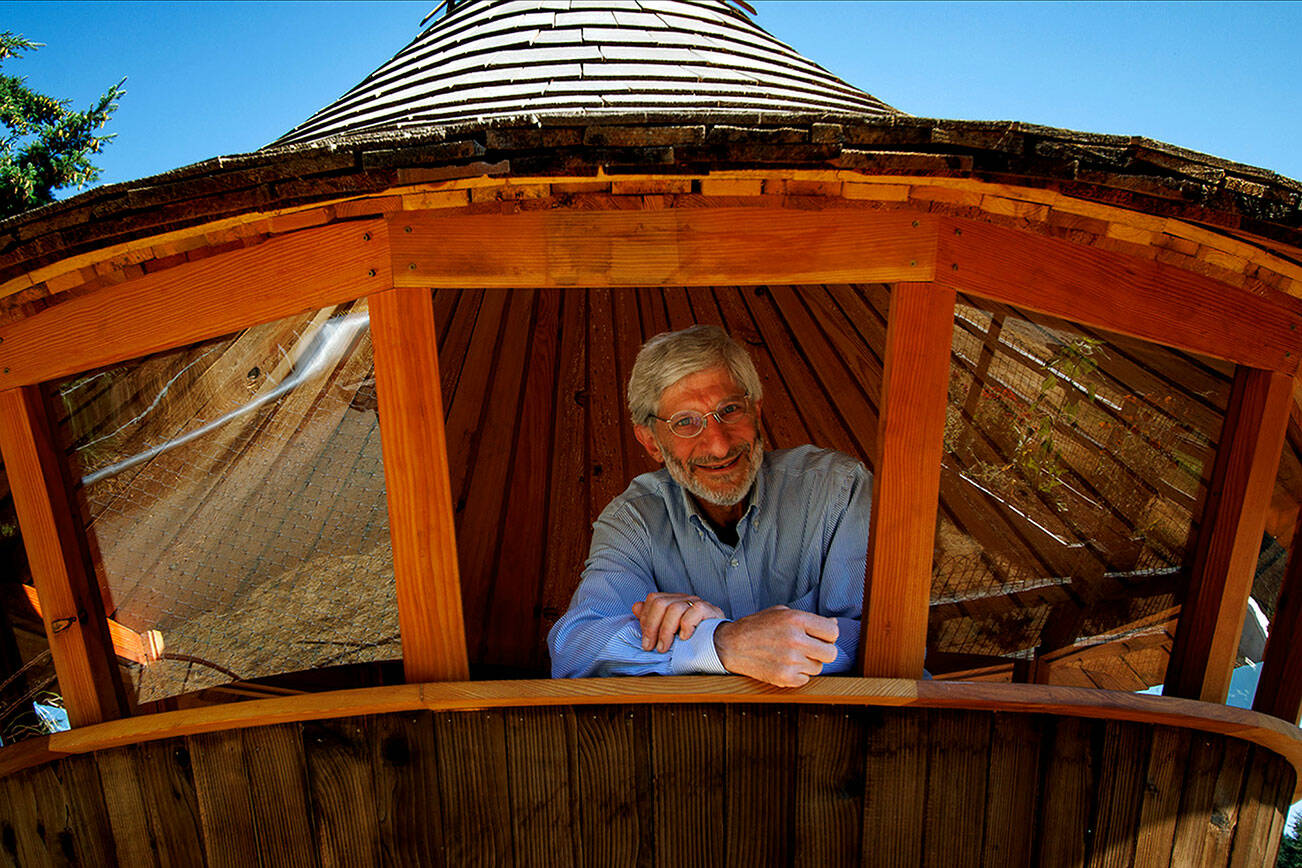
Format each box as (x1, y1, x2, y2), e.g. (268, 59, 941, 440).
(730, 558, 739, 567)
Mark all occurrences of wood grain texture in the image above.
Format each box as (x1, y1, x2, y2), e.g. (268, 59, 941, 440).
(242, 724, 317, 863)
(189, 729, 259, 868)
(1036, 716, 1094, 867)
(795, 706, 866, 867)
(372, 711, 443, 865)
(369, 287, 469, 682)
(303, 718, 380, 866)
(1089, 721, 1150, 868)
(1171, 733, 1228, 867)
(390, 208, 938, 288)
(135, 739, 207, 866)
(2, 704, 1297, 866)
(923, 710, 990, 868)
(652, 705, 726, 866)
(1167, 367, 1294, 703)
(434, 710, 511, 865)
(936, 216, 1302, 373)
(861, 709, 924, 868)
(1227, 746, 1288, 868)
(0, 219, 391, 388)
(860, 282, 955, 677)
(725, 705, 793, 868)
(6, 677, 1302, 793)
(1134, 727, 1192, 868)
(19, 583, 159, 666)
(575, 705, 649, 867)
(0, 386, 125, 727)
(980, 713, 1040, 866)
(1254, 521, 1302, 723)
(505, 707, 579, 868)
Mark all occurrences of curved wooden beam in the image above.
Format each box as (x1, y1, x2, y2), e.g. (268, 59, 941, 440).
(2, 677, 1300, 799)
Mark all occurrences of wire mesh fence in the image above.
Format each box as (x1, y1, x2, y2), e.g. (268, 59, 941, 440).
(54, 300, 397, 703)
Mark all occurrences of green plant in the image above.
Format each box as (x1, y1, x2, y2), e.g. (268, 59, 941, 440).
(1011, 337, 1102, 497)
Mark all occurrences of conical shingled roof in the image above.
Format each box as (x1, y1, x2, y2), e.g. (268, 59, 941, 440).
(272, 0, 899, 146)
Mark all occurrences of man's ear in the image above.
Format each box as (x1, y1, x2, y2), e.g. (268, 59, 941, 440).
(634, 424, 664, 463)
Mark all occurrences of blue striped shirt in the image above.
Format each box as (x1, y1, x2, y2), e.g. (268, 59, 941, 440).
(549, 445, 871, 678)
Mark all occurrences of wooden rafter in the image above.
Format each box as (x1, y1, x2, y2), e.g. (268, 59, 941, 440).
(1165, 367, 1293, 703)
(369, 287, 470, 682)
(860, 282, 955, 678)
(389, 209, 939, 289)
(0, 386, 127, 726)
(0, 220, 392, 389)
(936, 217, 1302, 374)
(19, 585, 163, 667)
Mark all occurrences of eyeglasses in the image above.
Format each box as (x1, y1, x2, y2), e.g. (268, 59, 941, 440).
(650, 395, 752, 439)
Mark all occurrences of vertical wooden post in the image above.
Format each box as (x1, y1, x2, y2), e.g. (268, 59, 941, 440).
(370, 288, 470, 682)
(1254, 521, 1302, 723)
(0, 386, 126, 726)
(859, 282, 955, 678)
(1165, 367, 1292, 704)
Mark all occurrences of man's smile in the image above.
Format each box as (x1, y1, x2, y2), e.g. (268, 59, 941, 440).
(693, 451, 744, 472)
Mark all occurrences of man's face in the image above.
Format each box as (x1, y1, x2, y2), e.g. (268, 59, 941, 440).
(634, 365, 764, 508)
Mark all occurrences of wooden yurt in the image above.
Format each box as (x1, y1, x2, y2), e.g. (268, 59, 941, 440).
(1, 1, 1301, 863)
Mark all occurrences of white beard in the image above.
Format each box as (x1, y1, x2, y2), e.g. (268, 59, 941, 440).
(660, 433, 764, 507)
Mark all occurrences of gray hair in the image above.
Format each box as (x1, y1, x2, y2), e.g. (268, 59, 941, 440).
(627, 325, 763, 425)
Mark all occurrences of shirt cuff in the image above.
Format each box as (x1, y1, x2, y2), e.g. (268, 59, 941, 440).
(669, 618, 729, 675)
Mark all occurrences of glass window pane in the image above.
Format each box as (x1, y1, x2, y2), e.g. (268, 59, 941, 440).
(930, 297, 1231, 689)
(54, 301, 395, 705)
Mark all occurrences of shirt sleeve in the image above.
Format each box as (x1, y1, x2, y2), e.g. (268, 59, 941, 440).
(548, 501, 728, 678)
(816, 461, 871, 673)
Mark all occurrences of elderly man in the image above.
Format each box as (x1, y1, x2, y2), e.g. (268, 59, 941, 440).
(548, 325, 871, 687)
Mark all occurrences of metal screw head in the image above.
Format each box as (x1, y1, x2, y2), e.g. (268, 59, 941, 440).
(404, 226, 413, 233)
(362, 232, 372, 241)
(954, 227, 963, 236)
(952, 263, 959, 271)
(408, 263, 416, 270)
(912, 220, 920, 228)
(367, 269, 376, 277)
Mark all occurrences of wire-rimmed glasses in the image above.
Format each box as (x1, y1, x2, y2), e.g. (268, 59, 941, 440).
(650, 394, 752, 438)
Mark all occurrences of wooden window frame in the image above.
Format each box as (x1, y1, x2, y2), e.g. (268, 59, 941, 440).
(1, 204, 1300, 724)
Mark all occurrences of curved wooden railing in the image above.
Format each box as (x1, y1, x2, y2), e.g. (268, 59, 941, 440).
(0, 677, 1297, 866)
(2, 677, 1299, 787)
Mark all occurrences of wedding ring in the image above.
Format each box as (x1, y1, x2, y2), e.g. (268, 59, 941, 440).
(684, 599, 695, 609)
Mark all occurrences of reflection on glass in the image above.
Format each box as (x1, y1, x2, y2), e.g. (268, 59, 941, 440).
(930, 298, 1232, 689)
(55, 300, 396, 703)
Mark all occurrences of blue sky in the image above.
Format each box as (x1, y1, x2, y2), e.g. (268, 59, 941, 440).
(4, 0, 1301, 194)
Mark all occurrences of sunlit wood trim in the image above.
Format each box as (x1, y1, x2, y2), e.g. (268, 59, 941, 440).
(1166, 367, 1293, 703)
(1, 677, 1299, 798)
(370, 287, 470, 682)
(0, 387, 126, 726)
(859, 282, 955, 678)
(387, 208, 939, 288)
(936, 217, 1302, 373)
(0, 220, 391, 389)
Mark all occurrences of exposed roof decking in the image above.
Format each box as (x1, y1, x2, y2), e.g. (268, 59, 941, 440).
(272, 0, 897, 146)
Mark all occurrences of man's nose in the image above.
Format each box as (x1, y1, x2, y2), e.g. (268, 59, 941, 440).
(697, 415, 734, 454)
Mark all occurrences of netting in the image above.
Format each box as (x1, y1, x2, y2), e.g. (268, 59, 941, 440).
(54, 300, 396, 703)
(930, 298, 1232, 688)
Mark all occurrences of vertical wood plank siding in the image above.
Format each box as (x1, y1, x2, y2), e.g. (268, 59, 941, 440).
(0, 706, 1290, 866)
